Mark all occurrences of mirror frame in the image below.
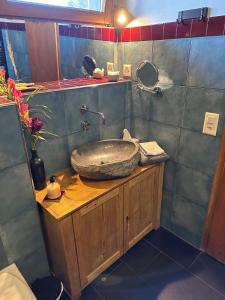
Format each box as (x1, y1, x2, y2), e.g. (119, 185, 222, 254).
(0, 0, 113, 26)
(136, 60, 159, 88)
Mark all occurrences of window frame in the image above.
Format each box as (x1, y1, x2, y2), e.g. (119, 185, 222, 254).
(0, 0, 114, 26)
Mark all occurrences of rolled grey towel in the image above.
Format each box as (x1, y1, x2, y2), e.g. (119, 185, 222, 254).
(139, 148, 169, 166)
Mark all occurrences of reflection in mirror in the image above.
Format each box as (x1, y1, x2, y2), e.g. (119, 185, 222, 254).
(59, 24, 114, 80)
(0, 19, 115, 83)
(136, 60, 163, 96)
(82, 55, 97, 77)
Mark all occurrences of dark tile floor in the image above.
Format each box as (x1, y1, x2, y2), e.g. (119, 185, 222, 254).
(77, 227, 225, 300)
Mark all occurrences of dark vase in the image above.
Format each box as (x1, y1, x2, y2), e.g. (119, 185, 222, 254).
(30, 149, 46, 190)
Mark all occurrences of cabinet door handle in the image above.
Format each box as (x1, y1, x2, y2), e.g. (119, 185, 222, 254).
(126, 216, 129, 223)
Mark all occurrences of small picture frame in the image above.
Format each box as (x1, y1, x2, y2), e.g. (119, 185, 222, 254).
(107, 62, 114, 74)
(123, 64, 132, 78)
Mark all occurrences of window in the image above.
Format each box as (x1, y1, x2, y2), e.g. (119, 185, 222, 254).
(10, 0, 105, 11)
(1, 0, 113, 26)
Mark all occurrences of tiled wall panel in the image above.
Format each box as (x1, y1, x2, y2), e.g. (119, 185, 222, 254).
(126, 36, 225, 247)
(0, 103, 49, 282)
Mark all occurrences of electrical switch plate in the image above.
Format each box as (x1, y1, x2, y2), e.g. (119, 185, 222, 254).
(203, 112, 220, 136)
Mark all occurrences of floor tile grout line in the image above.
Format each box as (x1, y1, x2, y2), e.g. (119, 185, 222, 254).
(120, 253, 162, 286)
(144, 241, 225, 298)
(188, 251, 202, 269)
(187, 271, 225, 298)
(121, 250, 162, 275)
(91, 239, 225, 300)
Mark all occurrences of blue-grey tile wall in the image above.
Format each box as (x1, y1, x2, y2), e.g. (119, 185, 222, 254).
(182, 87, 225, 136)
(0, 104, 26, 170)
(122, 41, 153, 79)
(1, 29, 31, 82)
(125, 36, 225, 248)
(0, 163, 36, 225)
(64, 86, 99, 134)
(152, 39, 191, 85)
(178, 129, 221, 176)
(37, 135, 70, 175)
(0, 103, 49, 282)
(16, 246, 49, 284)
(148, 121, 181, 161)
(0, 208, 44, 263)
(171, 195, 208, 247)
(188, 36, 225, 89)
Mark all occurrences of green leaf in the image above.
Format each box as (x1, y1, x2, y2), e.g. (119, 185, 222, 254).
(32, 134, 46, 141)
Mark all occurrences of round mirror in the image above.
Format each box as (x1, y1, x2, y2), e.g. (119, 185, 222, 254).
(82, 55, 97, 77)
(136, 61, 159, 88)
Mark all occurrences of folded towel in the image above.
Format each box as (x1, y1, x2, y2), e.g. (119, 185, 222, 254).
(139, 147, 169, 166)
(139, 141, 164, 156)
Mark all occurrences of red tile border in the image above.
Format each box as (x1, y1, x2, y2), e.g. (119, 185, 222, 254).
(206, 16, 225, 36)
(140, 25, 152, 41)
(191, 19, 207, 37)
(130, 26, 141, 41)
(81, 26, 88, 39)
(70, 26, 82, 38)
(177, 19, 192, 38)
(102, 27, 110, 41)
(87, 27, 95, 40)
(2, 15, 225, 43)
(94, 27, 102, 40)
(109, 28, 116, 42)
(164, 22, 177, 39)
(121, 28, 131, 42)
(152, 24, 164, 40)
(0, 22, 25, 31)
(63, 26, 70, 37)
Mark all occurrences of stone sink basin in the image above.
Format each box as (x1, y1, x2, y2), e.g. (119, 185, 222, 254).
(71, 139, 140, 180)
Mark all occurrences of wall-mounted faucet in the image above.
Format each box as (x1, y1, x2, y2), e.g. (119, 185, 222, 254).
(80, 105, 106, 125)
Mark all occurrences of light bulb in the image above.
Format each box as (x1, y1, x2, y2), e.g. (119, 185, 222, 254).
(117, 14, 127, 25)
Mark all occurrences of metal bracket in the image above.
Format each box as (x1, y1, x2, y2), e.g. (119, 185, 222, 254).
(136, 84, 163, 97)
(177, 7, 208, 24)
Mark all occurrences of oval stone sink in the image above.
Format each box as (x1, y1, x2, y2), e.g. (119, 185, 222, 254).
(71, 139, 140, 180)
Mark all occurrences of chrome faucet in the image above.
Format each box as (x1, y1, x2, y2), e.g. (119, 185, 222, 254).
(80, 105, 106, 125)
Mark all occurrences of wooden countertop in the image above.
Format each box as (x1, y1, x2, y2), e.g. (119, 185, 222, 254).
(35, 165, 157, 221)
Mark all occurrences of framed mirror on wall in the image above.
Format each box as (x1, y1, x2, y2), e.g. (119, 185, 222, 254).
(0, 0, 115, 83)
(0, 18, 116, 83)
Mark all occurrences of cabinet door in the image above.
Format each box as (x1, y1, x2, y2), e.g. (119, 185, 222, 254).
(73, 187, 123, 288)
(124, 166, 161, 252)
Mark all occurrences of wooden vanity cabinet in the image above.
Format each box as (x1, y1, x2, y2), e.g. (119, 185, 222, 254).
(37, 164, 164, 300)
(73, 187, 124, 288)
(124, 166, 162, 252)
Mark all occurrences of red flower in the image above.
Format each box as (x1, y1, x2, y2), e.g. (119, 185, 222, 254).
(31, 117, 43, 133)
(20, 103, 28, 116)
(13, 89, 23, 104)
(7, 78, 16, 89)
